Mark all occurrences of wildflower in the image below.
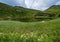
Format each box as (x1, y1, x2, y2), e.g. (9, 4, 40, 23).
(0, 33, 3, 35)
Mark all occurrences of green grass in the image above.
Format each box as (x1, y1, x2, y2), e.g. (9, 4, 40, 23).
(0, 19, 60, 42)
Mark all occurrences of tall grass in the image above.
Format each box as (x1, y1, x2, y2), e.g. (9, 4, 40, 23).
(0, 19, 60, 42)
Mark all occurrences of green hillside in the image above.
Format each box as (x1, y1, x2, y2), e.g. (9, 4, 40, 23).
(0, 2, 60, 22)
(44, 5, 60, 18)
(45, 5, 60, 14)
(0, 2, 43, 21)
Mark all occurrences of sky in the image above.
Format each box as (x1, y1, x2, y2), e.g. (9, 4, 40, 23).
(0, 0, 60, 11)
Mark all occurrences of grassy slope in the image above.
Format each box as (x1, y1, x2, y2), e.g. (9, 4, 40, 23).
(0, 18, 60, 33)
(0, 2, 44, 22)
(0, 19, 60, 42)
(0, 2, 43, 17)
(45, 5, 60, 14)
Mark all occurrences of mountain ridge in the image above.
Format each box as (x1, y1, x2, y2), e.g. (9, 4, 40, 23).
(0, 2, 60, 22)
(45, 5, 60, 14)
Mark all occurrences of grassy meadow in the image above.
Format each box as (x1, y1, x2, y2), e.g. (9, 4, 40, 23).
(0, 19, 60, 42)
(0, 2, 60, 42)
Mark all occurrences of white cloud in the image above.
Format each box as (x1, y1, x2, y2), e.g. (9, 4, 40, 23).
(25, 0, 60, 11)
(14, 0, 26, 7)
(25, 0, 33, 8)
(55, 1, 60, 5)
(14, 0, 24, 4)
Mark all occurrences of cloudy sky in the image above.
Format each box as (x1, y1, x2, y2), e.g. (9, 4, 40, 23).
(0, 0, 60, 11)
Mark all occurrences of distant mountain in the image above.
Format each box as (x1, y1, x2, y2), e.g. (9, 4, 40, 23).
(0, 2, 43, 16)
(0, 2, 16, 16)
(0, 2, 43, 21)
(45, 5, 60, 14)
(0, 2, 60, 22)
